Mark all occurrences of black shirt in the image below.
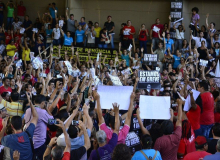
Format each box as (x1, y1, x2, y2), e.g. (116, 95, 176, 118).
(208, 139, 218, 154)
(104, 21, 115, 33)
(70, 146, 86, 160)
(198, 47, 208, 60)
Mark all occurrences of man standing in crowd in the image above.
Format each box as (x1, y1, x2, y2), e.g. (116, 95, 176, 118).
(150, 18, 164, 50)
(16, 0, 26, 22)
(0, 77, 12, 95)
(122, 20, 135, 50)
(184, 136, 211, 160)
(204, 139, 220, 160)
(24, 94, 54, 160)
(48, 3, 58, 28)
(197, 81, 214, 139)
(104, 16, 115, 49)
(0, 93, 38, 160)
(66, 8, 77, 40)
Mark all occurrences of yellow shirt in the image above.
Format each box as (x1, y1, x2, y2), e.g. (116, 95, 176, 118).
(22, 47, 30, 61)
(94, 27, 102, 38)
(1, 99, 23, 117)
(6, 44, 16, 57)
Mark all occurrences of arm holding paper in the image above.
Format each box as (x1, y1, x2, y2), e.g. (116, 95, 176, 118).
(189, 90, 197, 110)
(176, 99, 183, 127)
(137, 108, 150, 135)
(124, 92, 135, 126)
(93, 91, 105, 125)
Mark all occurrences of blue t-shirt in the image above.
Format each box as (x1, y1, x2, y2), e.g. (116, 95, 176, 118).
(173, 55, 181, 69)
(1, 123, 35, 160)
(164, 38, 174, 52)
(132, 149, 162, 160)
(49, 7, 58, 18)
(64, 34, 73, 46)
(46, 29, 52, 37)
(121, 54, 130, 66)
(75, 30, 85, 43)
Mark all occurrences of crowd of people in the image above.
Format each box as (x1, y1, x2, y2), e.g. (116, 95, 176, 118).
(0, 1, 220, 160)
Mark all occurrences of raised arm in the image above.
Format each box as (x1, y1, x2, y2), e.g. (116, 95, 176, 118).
(93, 91, 105, 125)
(79, 120, 91, 150)
(83, 103, 93, 131)
(206, 13, 209, 29)
(176, 99, 183, 127)
(65, 9, 69, 20)
(113, 103, 120, 135)
(189, 90, 197, 110)
(26, 93, 38, 126)
(136, 108, 150, 135)
(168, 15, 171, 30)
(64, 102, 80, 129)
(124, 92, 135, 126)
(118, 42, 122, 56)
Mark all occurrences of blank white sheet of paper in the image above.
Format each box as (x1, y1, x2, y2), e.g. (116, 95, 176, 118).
(183, 89, 200, 111)
(97, 85, 133, 110)
(139, 95, 171, 119)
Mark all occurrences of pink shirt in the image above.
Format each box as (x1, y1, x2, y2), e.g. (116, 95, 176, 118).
(99, 123, 130, 144)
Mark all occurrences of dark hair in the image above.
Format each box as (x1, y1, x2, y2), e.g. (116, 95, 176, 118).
(11, 116, 22, 130)
(210, 22, 216, 27)
(198, 81, 209, 91)
(51, 146, 63, 160)
(34, 94, 46, 104)
(52, 2, 56, 6)
(161, 120, 174, 135)
(127, 20, 131, 23)
(48, 79, 55, 86)
(2, 77, 10, 82)
(70, 14, 74, 17)
(57, 110, 69, 121)
(112, 144, 131, 160)
(1, 92, 9, 98)
(24, 74, 31, 79)
(11, 92, 19, 101)
(212, 91, 219, 100)
(67, 125, 78, 139)
(25, 83, 31, 91)
(192, 7, 199, 13)
(142, 134, 153, 149)
(216, 101, 220, 113)
(213, 123, 220, 137)
(149, 123, 163, 146)
(182, 120, 192, 139)
(81, 17, 85, 21)
(109, 115, 115, 130)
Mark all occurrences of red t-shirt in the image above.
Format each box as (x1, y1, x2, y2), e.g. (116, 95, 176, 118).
(177, 130, 196, 159)
(214, 112, 220, 123)
(45, 68, 50, 74)
(154, 126, 182, 160)
(139, 29, 148, 41)
(151, 24, 164, 38)
(5, 33, 12, 45)
(186, 105, 201, 130)
(183, 151, 211, 160)
(200, 92, 214, 125)
(123, 26, 135, 39)
(62, 152, 70, 160)
(0, 86, 12, 95)
(17, 5, 26, 16)
(14, 34, 22, 43)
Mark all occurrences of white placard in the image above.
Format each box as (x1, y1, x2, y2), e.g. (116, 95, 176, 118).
(97, 85, 133, 110)
(128, 44, 132, 51)
(139, 95, 171, 119)
(108, 74, 123, 86)
(183, 89, 200, 111)
(20, 28, 25, 34)
(32, 28, 38, 33)
(200, 59, 208, 67)
(153, 26, 160, 33)
(59, 20, 64, 27)
(123, 30, 130, 35)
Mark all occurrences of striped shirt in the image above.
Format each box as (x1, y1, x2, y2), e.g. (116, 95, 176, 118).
(1, 99, 23, 117)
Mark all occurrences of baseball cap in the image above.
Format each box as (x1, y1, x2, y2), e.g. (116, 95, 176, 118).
(195, 136, 207, 145)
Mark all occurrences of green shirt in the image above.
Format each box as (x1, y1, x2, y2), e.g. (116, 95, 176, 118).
(7, 6, 14, 17)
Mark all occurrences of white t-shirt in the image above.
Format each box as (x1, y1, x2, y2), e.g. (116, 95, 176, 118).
(53, 28, 61, 40)
(175, 29, 184, 40)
